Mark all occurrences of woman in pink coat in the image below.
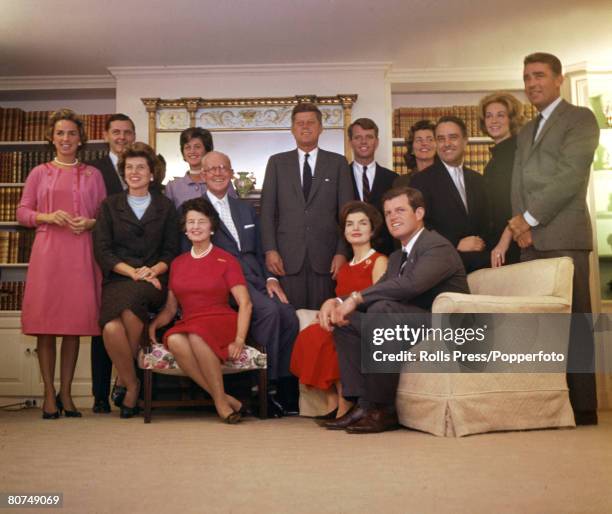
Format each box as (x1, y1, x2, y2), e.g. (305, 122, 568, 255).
(17, 109, 106, 419)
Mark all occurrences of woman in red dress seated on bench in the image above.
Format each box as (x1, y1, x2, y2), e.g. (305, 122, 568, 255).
(290, 201, 388, 419)
(149, 197, 252, 424)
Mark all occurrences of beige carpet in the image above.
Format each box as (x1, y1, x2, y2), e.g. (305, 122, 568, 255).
(1, 407, 611, 514)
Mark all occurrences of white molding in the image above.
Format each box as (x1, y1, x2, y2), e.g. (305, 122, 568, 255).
(108, 62, 392, 78)
(387, 65, 524, 92)
(0, 75, 115, 91)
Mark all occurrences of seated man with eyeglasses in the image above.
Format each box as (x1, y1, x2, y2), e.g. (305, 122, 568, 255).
(202, 151, 300, 416)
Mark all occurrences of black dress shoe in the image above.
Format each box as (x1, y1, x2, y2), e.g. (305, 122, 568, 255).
(93, 399, 111, 414)
(42, 410, 60, 420)
(267, 395, 285, 418)
(324, 405, 366, 430)
(111, 381, 127, 408)
(345, 408, 400, 434)
(574, 410, 598, 426)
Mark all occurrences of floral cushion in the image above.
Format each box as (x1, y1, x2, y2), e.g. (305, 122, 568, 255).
(138, 342, 267, 376)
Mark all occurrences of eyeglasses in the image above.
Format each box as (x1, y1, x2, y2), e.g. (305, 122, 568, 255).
(203, 165, 233, 174)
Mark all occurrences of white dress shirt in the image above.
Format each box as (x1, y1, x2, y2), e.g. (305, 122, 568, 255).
(352, 161, 377, 201)
(207, 191, 241, 250)
(297, 147, 319, 185)
(109, 151, 127, 190)
(441, 161, 468, 211)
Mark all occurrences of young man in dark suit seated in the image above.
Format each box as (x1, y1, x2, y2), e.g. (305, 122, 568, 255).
(318, 187, 469, 433)
(348, 118, 398, 255)
(202, 151, 300, 416)
(410, 116, 490, 273)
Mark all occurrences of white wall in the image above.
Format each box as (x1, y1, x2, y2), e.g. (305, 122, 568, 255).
(111, 64, 392, 172)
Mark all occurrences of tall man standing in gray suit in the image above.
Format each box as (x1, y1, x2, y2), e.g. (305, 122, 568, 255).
(89, 113, 135, 413)
(319, 187, 468, 433)
(261, 102, 354, 310)
(509, 52, 600, 425)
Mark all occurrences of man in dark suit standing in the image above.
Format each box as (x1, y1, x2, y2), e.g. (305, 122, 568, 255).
(318, 187, 468, 433)
(88, 113, 135, 413)
(260, 102, 354, 310)
(348, 118, 398, 255)
(203, 151, 300, 414)
(410, 116, 489, 273)
(509, 52, 600, 425)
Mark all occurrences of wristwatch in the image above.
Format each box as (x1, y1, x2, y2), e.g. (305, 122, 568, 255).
(349, 291, 363, 305)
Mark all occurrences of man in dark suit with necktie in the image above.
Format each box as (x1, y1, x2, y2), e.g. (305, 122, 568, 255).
(410, 116, 489, 273)
(318, 186, 468, 433)
(509, 52, 600, 425)
(261, 102, 354, 310)
(203, 151, 300, 415)
(88, 113, 136, 413)
(348, 118, 398, 255)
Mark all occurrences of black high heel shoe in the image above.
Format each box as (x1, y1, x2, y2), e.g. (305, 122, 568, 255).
(120, 381, 140, 419)
(111, 379, 127, 408)
(56, 394, 82, 418)
(41, 410, 60, 420)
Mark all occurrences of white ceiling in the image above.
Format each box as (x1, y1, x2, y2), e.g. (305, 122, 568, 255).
(1, 0, 611, 78)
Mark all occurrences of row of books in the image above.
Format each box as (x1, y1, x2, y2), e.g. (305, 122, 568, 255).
(0, 187, 22, 221)
(0, 147, 109, 183)
(392, 141, 493, 175)
(0, 230, 34, 263)
(0, 281, 25, 311)
(0, 108, 113, 142)
(393, 104, 538, 139)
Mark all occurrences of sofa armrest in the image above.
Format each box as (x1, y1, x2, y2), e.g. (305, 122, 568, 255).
(432, 293, 571, 314)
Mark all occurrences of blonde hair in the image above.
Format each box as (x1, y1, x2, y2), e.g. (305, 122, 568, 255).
(478, 92, 525, 136)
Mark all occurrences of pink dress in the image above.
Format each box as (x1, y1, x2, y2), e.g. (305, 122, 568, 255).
(17, 162, 107, 335)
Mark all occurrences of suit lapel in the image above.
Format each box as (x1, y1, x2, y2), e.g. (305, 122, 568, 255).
(370, 164, 386, 204)
(436, 163, 468, 217)
(348, 161, 359, 199)
(226, 197, 243, 249)
(527, 100, 568, 159)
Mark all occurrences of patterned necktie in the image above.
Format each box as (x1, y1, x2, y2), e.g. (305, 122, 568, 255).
(532, 114, 543, 143)
(302, 153, 312, 200)
(216, 199, 241, 250)
(362, 165, 371, 202)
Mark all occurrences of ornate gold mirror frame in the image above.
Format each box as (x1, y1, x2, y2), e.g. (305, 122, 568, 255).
(141, 94, 358, 187)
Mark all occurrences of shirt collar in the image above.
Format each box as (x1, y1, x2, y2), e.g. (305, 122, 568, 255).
(109, 151, 119, 169)
(206, 190, 228, 206)
(441, 160, 463, 175)
(539, 96, 562, 121)
(353, 160, 376, 172)
(402, 227, 425, 256)
(298, 147, 318, 160)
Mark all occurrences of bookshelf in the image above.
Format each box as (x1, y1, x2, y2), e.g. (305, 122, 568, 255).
(391, 103, 538, 175)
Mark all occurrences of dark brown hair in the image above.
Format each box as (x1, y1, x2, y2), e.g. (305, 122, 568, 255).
(180, 127, 214, 154)
(105, 113, 135, 132)
(404, 120, 436, 170)
(348, 118, 379, 138)
(524, 52, 562, 76)
(291, 102, 322, 124)
(117, 142, 163, 186)
(179, 197, 220, 233)
(436, 115, 468, 138)
(46, 108, 87, 148)
(381, 186, 426, 212)
(339, 201, 383, 243)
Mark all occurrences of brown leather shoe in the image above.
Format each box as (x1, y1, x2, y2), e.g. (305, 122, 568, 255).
(345, 408, 400, 434)
(323, 405, 366, 430)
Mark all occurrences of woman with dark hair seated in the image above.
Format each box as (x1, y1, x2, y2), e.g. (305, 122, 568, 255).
(148, 197, 253, 424)
(93, 142, 179, 418)
(290, 201, 388, 419)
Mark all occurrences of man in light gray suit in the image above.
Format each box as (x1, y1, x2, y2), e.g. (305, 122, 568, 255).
(260, 102, 354, 310)
(509, 52, 600, 425)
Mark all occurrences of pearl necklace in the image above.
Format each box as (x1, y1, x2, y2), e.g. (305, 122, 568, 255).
(191, 244, 213, 259)
(53, 157, 79, 167)
(350, 248, 375, 266)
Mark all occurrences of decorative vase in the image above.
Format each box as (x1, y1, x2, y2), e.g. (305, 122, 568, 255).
(233, 171, 256, 198)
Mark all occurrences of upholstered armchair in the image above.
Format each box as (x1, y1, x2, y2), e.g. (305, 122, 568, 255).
(396, 256, 576, 436)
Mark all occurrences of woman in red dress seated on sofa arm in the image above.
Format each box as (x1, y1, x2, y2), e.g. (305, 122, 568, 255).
(149, 197, 252, 424)
(290, 201, 388, 419)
